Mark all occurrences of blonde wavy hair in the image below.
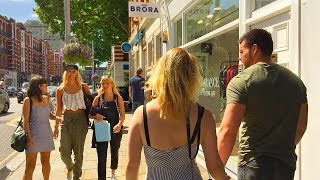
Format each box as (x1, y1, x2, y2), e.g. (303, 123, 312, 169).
(98, 77, 120, 97)
(61, 70, 83, 88)
(147, 48, 202, 119)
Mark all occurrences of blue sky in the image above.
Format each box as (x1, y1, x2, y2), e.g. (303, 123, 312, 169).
(0, 0, 38, 23)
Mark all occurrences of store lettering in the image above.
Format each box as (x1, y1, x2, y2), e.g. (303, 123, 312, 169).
(200, 90, 216, 97)
(203, 77, 220, 88)
(130, 6, 159, 13)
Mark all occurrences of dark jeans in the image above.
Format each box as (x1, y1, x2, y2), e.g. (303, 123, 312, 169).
(238, 156, 295, 180)
(96, 130, 123, 180)
(132, 102, 144, 112)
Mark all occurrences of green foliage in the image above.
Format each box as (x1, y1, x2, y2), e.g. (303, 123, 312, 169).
(34, 0, 129, 66)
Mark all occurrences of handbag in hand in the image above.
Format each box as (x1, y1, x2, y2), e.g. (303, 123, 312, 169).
(11, 99, 32, 152)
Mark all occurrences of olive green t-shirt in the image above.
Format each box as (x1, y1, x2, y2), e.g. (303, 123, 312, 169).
(227, 63, 307, 168)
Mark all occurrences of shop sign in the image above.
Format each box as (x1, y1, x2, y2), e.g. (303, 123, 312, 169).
(129, 2, 161, 18)
(133, 30, 143, 46)
(121, 43, 131, 53)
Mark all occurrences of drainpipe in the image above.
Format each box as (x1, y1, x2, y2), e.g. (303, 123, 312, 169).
(297, 0, 302, 179)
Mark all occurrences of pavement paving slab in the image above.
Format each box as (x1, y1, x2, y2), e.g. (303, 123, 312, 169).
(3, 113, 212, 180)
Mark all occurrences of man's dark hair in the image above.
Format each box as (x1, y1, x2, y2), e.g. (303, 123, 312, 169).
(239, 29, 273, 57)
(136, 67, 143, 75)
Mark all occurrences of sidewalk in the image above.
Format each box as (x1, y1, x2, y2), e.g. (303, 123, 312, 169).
(4, 113, 209, 180)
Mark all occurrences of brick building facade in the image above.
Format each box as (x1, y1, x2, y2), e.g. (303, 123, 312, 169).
(0, 15, 62, 88)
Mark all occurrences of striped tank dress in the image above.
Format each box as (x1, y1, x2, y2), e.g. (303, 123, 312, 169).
(142, 105, 204, 180)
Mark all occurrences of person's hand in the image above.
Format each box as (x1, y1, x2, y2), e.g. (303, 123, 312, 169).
(53, 126, 59, 139)
(27, 136, 34, 148)
(113, 123, 122, 133)
(95, 113, 104, 121)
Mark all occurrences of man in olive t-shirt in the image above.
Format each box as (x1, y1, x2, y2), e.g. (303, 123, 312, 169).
(217, 29, 308, 180)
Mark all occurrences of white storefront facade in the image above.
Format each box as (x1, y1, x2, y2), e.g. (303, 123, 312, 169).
(130, 0, 320, 179)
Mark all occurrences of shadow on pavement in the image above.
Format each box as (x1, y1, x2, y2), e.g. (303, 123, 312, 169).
(0, 166, 12, 180)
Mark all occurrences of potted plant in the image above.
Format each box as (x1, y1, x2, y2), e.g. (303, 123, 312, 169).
(60, 41, 92, 66)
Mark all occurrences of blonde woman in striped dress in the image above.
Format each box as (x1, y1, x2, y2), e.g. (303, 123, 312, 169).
(126, 48, 227, 180)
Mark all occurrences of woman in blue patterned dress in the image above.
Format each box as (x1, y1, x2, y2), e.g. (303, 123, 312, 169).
(22, 76, 55, 180)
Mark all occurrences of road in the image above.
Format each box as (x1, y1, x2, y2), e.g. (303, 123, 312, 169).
(0, 97, 22, 171)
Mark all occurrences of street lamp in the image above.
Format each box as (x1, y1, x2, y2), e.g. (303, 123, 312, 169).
(64, 0, 71, 44)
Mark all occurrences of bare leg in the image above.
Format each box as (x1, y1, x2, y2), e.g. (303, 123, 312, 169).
(23, 152, 37, 180)
(40, 152, 51, 180)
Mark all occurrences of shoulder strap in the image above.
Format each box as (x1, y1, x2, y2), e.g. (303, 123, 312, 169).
(114, 94, 119, 108)
(99, 95, 103, 107)
(187, 103, 204, 160)
(143, 105, 151, 146)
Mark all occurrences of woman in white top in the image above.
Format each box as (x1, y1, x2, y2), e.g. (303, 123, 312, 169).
(53, 64, 91, 180)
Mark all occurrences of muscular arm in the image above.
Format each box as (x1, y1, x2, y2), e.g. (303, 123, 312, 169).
(295, 103, 308, 145)
(217, 103, 246, 165)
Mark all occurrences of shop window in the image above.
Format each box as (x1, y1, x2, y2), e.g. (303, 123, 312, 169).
(185, 0, 239, 43)
(187, 29, 239, 172)
(175, 19, 182, 47)
(147, 39, 153, 68)
(155, 34, 162, 61)
(255, 0, 276, 10)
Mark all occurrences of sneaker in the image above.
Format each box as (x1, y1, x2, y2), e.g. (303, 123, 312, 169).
(110, 173, 117, 180)
(65, 170, 72, 180)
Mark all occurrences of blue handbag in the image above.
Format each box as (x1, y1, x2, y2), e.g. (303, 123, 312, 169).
(94, 119, 111, 142)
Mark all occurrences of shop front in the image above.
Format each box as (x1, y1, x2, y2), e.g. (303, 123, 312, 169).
(166, 0, 308, 178)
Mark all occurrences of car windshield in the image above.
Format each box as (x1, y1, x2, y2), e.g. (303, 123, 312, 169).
(7, 86, 16, 90)
(48, 86, 58, 91)
(21, 82, 29, 89)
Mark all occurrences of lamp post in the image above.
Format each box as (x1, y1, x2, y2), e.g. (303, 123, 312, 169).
(64, 0, 71, 44)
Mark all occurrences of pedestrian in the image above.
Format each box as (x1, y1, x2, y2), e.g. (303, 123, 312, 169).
(90, 77, 126, 180)
(126, 48, 227, 180)
(129, 67, 145, 112)
(0, 78, 5, 90)
(22, 76, 55, 180)
(53, 64, 91, 180)
(217, 29, 308, 180)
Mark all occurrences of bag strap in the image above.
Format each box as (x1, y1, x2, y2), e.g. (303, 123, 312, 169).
(19, 98, 33, 127)
(186, 103, 204, 160)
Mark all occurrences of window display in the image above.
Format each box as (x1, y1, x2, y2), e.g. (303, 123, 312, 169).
(185, 0, 239, 43)
(187, 28, 239, 123)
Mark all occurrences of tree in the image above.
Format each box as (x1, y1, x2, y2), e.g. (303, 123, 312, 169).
(34, 0, 129, 66)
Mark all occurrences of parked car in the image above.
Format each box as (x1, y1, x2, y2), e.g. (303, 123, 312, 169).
(17, 82, 29, 103)
(0, 88, 10, 113)
(117, 86, 132, 112)
(47, 85, 58, 97)
(6, 86, 17, 97)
